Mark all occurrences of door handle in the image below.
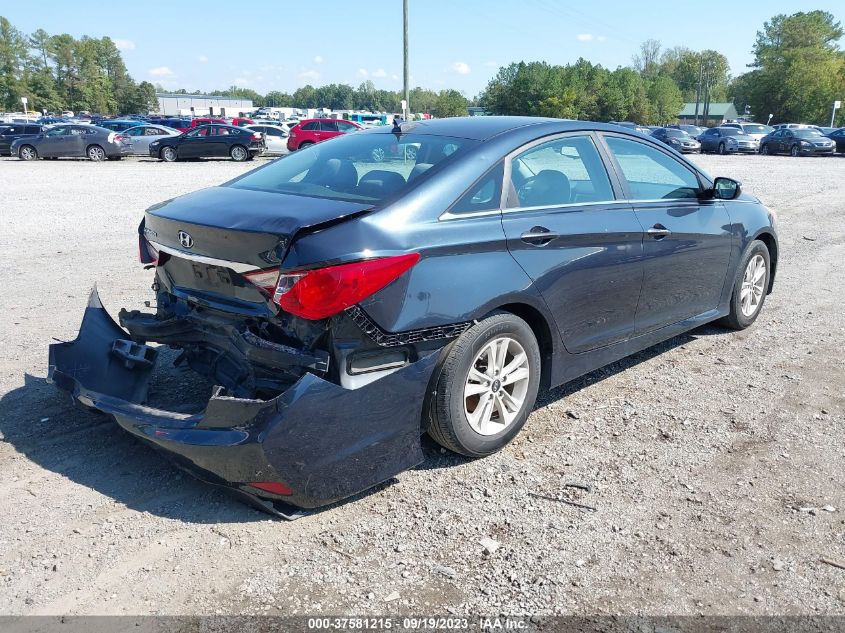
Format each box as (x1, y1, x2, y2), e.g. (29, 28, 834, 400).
(520, 226, 559, 246)
(647, 224, 671, 239)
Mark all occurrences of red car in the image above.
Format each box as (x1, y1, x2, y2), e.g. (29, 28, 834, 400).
(230, 118, 254, 127)
(287, 118, 361, 151)
(189, 117, 227, 129)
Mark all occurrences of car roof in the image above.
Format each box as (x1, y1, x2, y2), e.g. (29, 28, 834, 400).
(362, 116, 645, 141)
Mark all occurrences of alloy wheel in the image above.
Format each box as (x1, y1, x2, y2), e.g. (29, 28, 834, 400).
(20, 146, 36, 160)
(88, 146, 105, 161)
(463, 336, 530, 436)
(231, 146, 247, 161)
(740, 254, 766, 317)
(162, 147, 177, 162)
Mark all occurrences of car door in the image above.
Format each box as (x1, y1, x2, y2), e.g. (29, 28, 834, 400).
(210, 126, 232, 156)
(38, 126, 70, 157)
(698, 128, 713, 152)
(65, 127, 88, 157)
(600, 133, 732, 334)
(500, 133, 645, 353)
(121, 126, 144, 154)
(179, 126, 208, 158)
(319, 119, 339, 141)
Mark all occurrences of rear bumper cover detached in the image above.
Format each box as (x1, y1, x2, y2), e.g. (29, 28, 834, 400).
(48, 288, 438, 518)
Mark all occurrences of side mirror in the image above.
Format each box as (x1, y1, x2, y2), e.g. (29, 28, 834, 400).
(713, 177, 742, 200)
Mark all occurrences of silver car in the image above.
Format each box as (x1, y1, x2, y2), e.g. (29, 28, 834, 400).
(10, 124, 129, 161)
(698, 127, 759, 154)
(121, 125, 182, 156)
(244, 124, 290, 155)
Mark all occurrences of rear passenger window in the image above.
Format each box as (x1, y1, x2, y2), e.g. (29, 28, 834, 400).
(301, 122, 318, 131)
(604, 136, 701, 200)
(450, 162, 504, 214)
(508, 135, 614, 208)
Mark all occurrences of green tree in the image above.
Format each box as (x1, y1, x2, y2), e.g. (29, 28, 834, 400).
(0, 16, 30, 110)
(264, 90, 292, 107)
(647, 75, 683, 123)
(734, 11, 845, 124)
(431, 89, 468, 117)
(633, 39, 661, 79)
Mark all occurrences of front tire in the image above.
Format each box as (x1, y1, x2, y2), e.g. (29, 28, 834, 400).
(230, 145, 248, 161)
(760, 143, 769, 155)
(718, 142, 726, 155)
(718, 240, 771, 330)
(428, 312, 541, 457)
(18, 145, 38, 161)
(87, 145, 105, 161)
(161, 146, 177, 162)
(790, 144, 800, 157)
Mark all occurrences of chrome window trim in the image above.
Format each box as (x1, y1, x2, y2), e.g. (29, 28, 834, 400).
(440, 197, 702, 221)
(150, 241, 260, 273)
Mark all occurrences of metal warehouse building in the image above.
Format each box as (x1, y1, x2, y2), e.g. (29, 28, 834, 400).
(155, 93, 254, 117)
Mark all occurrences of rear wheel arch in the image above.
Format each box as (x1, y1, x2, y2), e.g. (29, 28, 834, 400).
(495, 303, 554, 392)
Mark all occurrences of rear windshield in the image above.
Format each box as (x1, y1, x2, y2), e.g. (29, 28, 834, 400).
(741, 124, 771, 134)
(228, 132, 477, 204)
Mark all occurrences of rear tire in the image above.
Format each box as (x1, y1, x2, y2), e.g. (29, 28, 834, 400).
(427, 312, 541, 457)
(18, 145, 38, 161)
(87, 145, 105, 161)
(718, 240, 771, 330)
(230, 145, 248, 161)
(161, 146, 177, 162)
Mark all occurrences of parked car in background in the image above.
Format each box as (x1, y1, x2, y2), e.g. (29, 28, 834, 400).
(699, 127, 759, 154)
(650, 127, 701, 153)
(189, 117, 228, 129)
(149, 124, 265, 162)
(824, 127, 845, 152)
(816, 127, 838, 136)
(97, 120, 145, 132)
(0, 123, 45, 155)
(244, 124, 289, 155)
(667, 124, 705, 138)
(147, 117, 192, 132)
(611, 121, 651, 135)
(759, 127, 836, 156)
(50, 117, 778, 516)
(230, 117, 254, 127)
(120, 125, 181, 156)
(286, 118, 362, 151)
(721, 122, 774, 141)
(11, 124, 128, 161)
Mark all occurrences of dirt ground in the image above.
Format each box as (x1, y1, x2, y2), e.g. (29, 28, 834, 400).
(0, 153, 843, 617)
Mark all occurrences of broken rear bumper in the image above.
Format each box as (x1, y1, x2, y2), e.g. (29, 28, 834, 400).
(48, 289, 437, 517)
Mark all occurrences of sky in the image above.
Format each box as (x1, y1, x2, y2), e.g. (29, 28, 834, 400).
(3, 1, 844, 98)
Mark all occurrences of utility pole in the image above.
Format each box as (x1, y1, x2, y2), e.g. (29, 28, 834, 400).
(403, 0, 409, 121)
(693, 59, 703, 126)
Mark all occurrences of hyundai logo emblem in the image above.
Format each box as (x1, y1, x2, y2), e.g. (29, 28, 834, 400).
(178, 231, 194, 249)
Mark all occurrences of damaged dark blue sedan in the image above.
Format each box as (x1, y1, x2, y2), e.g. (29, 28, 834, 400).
(49, 117, 778, 518)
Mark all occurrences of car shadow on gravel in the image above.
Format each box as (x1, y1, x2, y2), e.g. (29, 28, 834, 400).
(416, 324, 724, 470)
(0, 324, 727, 521)
(0, 373, 268, 524)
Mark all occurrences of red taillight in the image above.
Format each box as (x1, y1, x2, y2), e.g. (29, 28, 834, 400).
(251, 133, 262, 141)
(249, 481, 293, 496)
(243, 268, 280, 295)
(138, 234, 158, 265)
(114, 134, 124, 142)
(273, 253, 420, 320)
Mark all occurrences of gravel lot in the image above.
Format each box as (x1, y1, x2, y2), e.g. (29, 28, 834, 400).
(0, 153, 843, 617)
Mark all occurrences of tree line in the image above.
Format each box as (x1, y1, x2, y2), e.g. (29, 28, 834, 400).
(480, 10, 844, 126)
(0, 17, 158, 114)
(2, 11, 843, 125)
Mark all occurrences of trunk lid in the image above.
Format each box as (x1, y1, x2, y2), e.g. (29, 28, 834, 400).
(144, 186, 372, 269)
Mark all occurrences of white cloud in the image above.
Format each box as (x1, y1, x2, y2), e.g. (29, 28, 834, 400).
(113, 38, 135, 51)
(314, 55, 324, 63)
(576, 33, 594, 41)
(148, 66, 174, 77)
(299, 69, 320, 82)
(391, 74, 399, 81)
(198, 55, 208, 63)
(357, 68, 369, 78)
(371, 68, 387, 78)
(451, 61, 471, 75)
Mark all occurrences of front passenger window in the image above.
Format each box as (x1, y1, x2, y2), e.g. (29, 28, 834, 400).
(604, 136, 701, 200)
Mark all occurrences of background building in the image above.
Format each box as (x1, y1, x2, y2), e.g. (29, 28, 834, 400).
(155, 93, 254, 117)
(677, 102, 739, 126)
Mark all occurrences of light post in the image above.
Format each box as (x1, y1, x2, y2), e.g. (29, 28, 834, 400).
(832, 100, 841, 128)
